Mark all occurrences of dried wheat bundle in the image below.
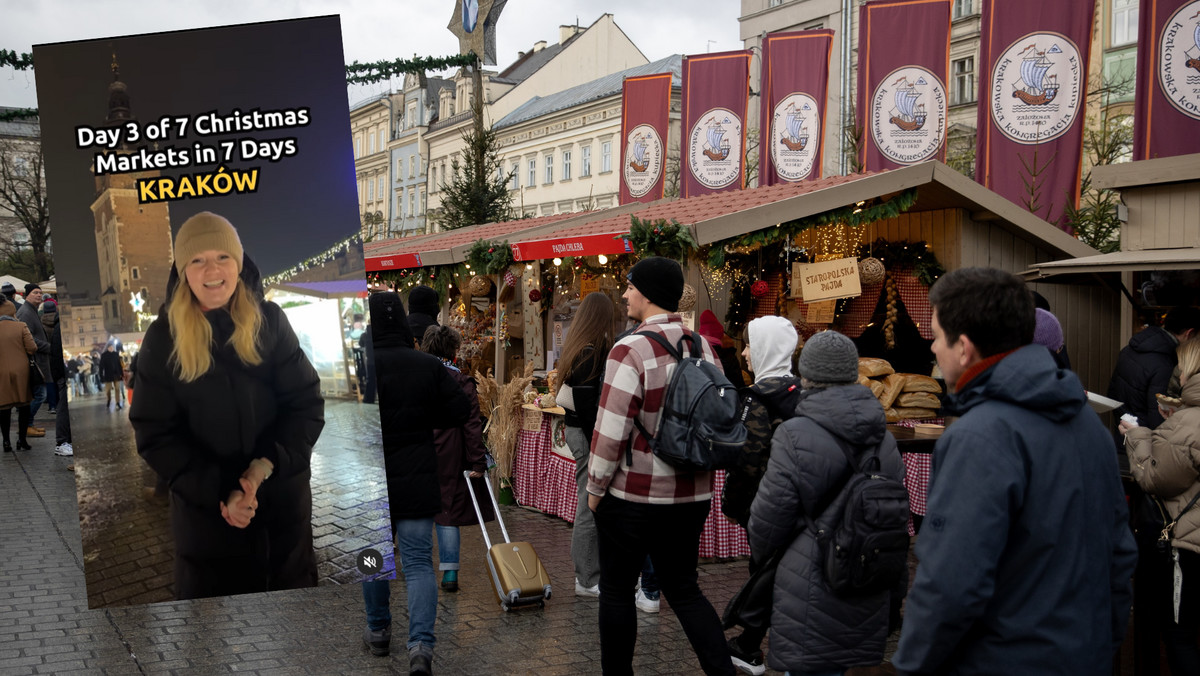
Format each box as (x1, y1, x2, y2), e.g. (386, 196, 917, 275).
(475, 364, 534, 483)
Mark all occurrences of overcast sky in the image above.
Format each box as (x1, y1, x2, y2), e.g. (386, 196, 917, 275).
(0, 0, 744, 109)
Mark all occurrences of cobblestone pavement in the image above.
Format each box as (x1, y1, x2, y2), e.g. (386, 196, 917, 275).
(1, 404, 903, 674)
(67, 393, 393, 609)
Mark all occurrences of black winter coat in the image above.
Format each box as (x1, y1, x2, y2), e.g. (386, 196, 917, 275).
(1108, 325, 1178, 430)
(131, 261, 325, 570)
(408, 312, 438, 348)
(370, 292, 471, 520)
(562, 345, 605, 437)
(723, 375, 802, 527)
(49, 321, 65, 381)
(748, 384, 902, 673)
(99, 350, 124, 382)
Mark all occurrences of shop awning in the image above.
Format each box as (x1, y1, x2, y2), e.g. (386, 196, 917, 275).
(1020, 247, 1200, 282)
(271, 279, 370, 299)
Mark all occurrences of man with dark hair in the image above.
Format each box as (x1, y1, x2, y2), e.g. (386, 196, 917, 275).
(15, 284, 49, 437)
(587, 256, 735, 675)
(893, 267, 1136, 675)
(1109, 305, 1200, 431)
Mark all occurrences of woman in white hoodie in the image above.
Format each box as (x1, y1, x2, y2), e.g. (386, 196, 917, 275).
(723, 315, 803, 675)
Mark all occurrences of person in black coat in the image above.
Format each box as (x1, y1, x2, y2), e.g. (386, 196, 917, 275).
(361, 291, 471, 673)
(1110, 306, 1200, 433)
(46, 303, 72, 457)
(407, 285, 440, 348)
(99, 344, 125, 409)
(131, 212, 324, 601)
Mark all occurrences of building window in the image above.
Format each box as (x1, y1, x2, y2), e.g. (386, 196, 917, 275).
(952, 0, 973, 18)
(510, 161, 520, 190)
(769, 0, 785, 6)
(368, 131, 376, 155)
(581, 146, 592, 176)
(398, 158, 405, 180)
(1112, 0, 1138, 46)
(544, 154, 554, 184)
(377, 176, 385, 200)
(528, 159, 537, 186)
(601, 141, 612, 173)
(410, 156, 417, 179)
(563, 150, 572, 180)
(356, 137, 362, 158)
(397, 195, 405, 218)
(407, 102, 417, 128)
(952, 57, 976, 105)
(131, 267, 139, 280)
(418, 188, 425, 216)
(408, 190, 415, 218)
(368, 177, 376, 202)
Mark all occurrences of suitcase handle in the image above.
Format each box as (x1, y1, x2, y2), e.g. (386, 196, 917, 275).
(463, 469, 512, 547)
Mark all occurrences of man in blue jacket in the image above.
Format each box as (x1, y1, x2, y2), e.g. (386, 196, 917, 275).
(893, 267, 1137, 675)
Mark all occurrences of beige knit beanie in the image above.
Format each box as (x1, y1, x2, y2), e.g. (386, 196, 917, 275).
(173, 212, 244, 275)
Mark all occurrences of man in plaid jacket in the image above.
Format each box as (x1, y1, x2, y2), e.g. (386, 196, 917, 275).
(586, 256, 735, 676)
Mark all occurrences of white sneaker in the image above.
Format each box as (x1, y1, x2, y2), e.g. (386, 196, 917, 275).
(635, 587, 660, 613)
(574, 579, 600, 597)
(54, 443, 74, 457)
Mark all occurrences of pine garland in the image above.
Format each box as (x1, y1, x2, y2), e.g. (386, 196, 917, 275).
(467, 238, 515, 274)
(706, 188, 919, 266)
(0, 108, 38, 123)
(346, 53, 479, 85)
(0, 49, 33, 71)
(855, 238, 945, 287)
(616, 216, 698, 261)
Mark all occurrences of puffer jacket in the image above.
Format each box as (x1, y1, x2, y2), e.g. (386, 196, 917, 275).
(723, 375, 802, 527)
(1109, 325, 1178, 430)
(1126, 375, 1200, 554)
(747, 383, 902, 673)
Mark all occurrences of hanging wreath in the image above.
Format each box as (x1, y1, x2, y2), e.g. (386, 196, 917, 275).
(617, 216, 699, 261)
(467, 239, 516, 275)
(751, 280, 770, 298)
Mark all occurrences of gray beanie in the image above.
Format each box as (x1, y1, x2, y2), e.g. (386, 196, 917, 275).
(798, 330, 859, 384)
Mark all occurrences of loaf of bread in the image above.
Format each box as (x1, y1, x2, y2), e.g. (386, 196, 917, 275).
(901, 374, 941, 393)
(893, 407, 938, 420)
(885, 407, 901, 423)
(867, 379, 885, 399)
(879, 373, 906, 408)
(858, 357, 895, 378)
(897, 392, 940, 409)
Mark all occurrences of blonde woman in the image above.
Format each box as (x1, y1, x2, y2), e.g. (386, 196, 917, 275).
(130, 212, 325, 600)
(1122, 337, 1200, 674)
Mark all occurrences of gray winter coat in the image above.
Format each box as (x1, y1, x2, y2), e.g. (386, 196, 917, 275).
(748, 383, 903, 673)
(15, 301, 49, 381)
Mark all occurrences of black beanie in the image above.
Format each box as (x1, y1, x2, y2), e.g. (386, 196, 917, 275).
(408, 285, 440, 316)
(24, 283, 40, 296)
(627, 257, 684, 313)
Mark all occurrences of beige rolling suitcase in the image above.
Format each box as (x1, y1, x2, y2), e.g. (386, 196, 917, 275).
(464, 469, 552, 611)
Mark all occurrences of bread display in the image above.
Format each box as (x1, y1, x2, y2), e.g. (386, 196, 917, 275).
(898, 392, 940, 409)
(858, 357, 895, 378)
(854, 358, 943, 421)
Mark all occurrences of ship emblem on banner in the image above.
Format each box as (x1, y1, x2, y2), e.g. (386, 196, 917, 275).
(990, 34, 1083, 144)
(770, 93, 821, 181)
(1160, 2, 1200, 120)
(689, 108, 742, 189)
(870, 67, 947, 165)
(623, 124, 663, 198)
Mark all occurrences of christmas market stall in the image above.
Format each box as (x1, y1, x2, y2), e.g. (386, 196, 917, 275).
(266, 279, 369, 399)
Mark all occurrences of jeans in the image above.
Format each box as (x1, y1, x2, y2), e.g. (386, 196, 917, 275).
(594, 496, 734, 676)
(436, 524, 459, 571)
(29, 383, 46, 418)
(566, 425, 600, 587)
(362, 518, 437, 650)
(55, 378, 70, 446)
(46, 379, 58, 410)
(640, 555, 659, 598)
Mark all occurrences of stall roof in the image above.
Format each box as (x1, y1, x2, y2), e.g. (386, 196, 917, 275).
(1092, 154, 1200, 190)
(1020, 247, 1200, 282)
(271, 279, 369, 299)
(506, 162, 1094, 261)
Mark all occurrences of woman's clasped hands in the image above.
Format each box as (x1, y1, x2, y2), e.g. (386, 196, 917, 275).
(219, 458, 274, 529)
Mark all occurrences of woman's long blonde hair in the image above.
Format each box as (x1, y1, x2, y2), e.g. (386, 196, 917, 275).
(168, 277, 263, 382)
(1178, 338, 1200, 387)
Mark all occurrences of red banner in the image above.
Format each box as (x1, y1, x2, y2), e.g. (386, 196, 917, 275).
(619, 72, 672, 204)
(1134, 0, 1200, 160)
(760, 30, 834, 185)
(510, 233, 635, 262)
(976, 0, 1095, 228)
(365, 251, 422, 271)
(856, 0, 951, 172)
(681, 50, 752, 198)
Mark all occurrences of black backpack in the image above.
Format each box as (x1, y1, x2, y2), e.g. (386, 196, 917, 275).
(813, 438, 910, 596)
(628, 331, 747, 471)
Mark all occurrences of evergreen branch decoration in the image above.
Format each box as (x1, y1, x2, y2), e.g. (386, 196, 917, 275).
(854, 238, 945, 287)
(708, 188, 919, 256)
(467, 239, 515, 275)
(346, 53, 479, 85)
(616, 216, 698, 261)
(0, 108, 38, 123)
(0, 50, 34, 71)
(263, 234, 361, 286)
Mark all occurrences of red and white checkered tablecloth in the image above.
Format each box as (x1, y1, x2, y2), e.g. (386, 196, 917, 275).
(892, 418, 941, 536)
(513, 416, 751, 559)
(838, 268, 933, 340)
